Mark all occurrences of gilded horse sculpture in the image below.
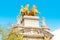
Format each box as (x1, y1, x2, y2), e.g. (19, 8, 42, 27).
(20, 4, 39, 16)
(29, 5, 39, 16)
(20, 4, 29, 16)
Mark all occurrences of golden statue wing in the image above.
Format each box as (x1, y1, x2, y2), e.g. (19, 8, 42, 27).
(20, 5, 24, 13)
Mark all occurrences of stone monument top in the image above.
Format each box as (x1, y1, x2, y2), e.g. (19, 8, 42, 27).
(11, 4, 53, 40)
(18, 4, 40, 28)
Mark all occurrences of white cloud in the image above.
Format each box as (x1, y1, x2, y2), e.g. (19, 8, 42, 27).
(51, 29, 60, 40)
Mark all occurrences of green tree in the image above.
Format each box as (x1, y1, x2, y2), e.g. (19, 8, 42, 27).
(0, 26, 23, 40)
(0, 27, 7, 40)
(6, 28, 23, 40)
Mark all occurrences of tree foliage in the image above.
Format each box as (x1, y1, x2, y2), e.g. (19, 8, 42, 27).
(0, 26, 23, 40)
(0, 27, 7, 40)
(5, 28, 23, 40)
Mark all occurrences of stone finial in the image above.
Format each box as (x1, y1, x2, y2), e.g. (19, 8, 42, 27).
(17, 16, 22, 25)
(42, 17, 46, 27)
(41, 17, 50, 31)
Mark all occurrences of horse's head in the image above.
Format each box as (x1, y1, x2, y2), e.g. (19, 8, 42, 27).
(24, 4, 29, 11)
(32, 5, 39, 14)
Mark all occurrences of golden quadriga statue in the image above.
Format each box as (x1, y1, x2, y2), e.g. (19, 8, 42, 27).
(20, 4, 39, 16)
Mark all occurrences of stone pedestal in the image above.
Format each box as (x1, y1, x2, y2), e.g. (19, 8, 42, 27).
(22, 16, 40, 28)
(12, 15, 53, 40)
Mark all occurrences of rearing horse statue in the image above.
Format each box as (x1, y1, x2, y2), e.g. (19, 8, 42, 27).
(20, 4, 39, 16)
(29, 5, 39, 16)
(20, 4, 29, 16)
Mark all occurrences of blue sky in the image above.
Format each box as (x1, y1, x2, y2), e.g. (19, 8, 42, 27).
(0, 0, 60, 32)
